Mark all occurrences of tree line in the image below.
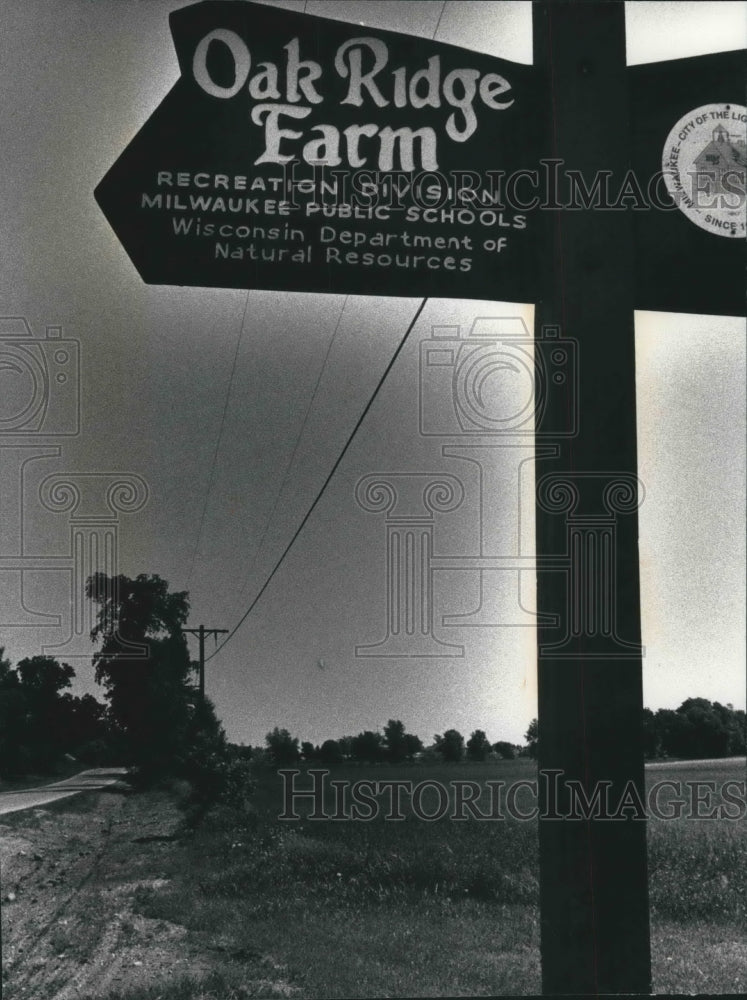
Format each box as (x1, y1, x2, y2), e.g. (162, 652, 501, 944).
(261, 721, 522, 766)
(522, 703, 745, 761)
(642, 700, 745, 759)
(1, 572, 744, 797)
(261, 700, 746, 768)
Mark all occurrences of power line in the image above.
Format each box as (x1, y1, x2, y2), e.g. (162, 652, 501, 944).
(205, 297, 429, 664)
(234, 295, 349, 609)
(185, 291, 250, 588)
(432, 0, 448, 40)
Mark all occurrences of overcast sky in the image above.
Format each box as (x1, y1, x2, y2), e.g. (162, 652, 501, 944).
(0, 1, 744, 747)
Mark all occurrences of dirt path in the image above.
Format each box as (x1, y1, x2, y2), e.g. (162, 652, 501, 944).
(0, 788, 223, 999)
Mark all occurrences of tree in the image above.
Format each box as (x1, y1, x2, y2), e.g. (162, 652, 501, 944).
(466, 729, 491, 761)
(15, 655, 74, 702)
(0, 647, 27, 776)
(434, 729, 464, 763)
(671, 699, 730, 758)
(351, 730, 385, 764)
(301, 741, 317, 761)
(0, 648, 14, 689)
(646, 700, 745, 760)
(51, 693, 111, 762)
(403, 732, 423, 760)
(383, 719, 407, 763)
(86, 572, 217, 781)
(726, 707, 746, 755)
(265, 727, 300, 765)
(493, 740, 516, 760)
(525, 718, 539, 759)
(87, 574, 192, 729)
(641, 708, 660, 759)
(652, 708, 682, 758)
(319, 739, 343, 765)
(0, 652, 112, 775)
(15, 656, 76, 770)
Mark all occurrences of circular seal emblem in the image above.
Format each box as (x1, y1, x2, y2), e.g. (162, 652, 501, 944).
(662, 103, 746, 238)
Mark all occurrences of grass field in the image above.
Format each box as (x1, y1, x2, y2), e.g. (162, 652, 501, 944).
(110, 756, 746, 998)
(645, 758, 747, 994)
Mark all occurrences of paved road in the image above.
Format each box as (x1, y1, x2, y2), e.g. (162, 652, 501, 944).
(0, 768, 128, 816)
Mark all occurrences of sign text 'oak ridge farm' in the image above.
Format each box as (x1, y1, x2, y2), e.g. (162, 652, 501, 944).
(95, 0, 542, 300)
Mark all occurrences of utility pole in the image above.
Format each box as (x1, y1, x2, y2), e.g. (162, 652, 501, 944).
(185, 625, 228, 700)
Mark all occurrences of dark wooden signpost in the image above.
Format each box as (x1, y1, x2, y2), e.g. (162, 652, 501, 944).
(534, 4, 649, 991)
(95, 1, 746, 994)
(532, 9, 743, 992)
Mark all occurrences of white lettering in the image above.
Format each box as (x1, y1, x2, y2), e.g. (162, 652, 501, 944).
(193, 29, 250, 99)
(335, 37, 390, 108)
